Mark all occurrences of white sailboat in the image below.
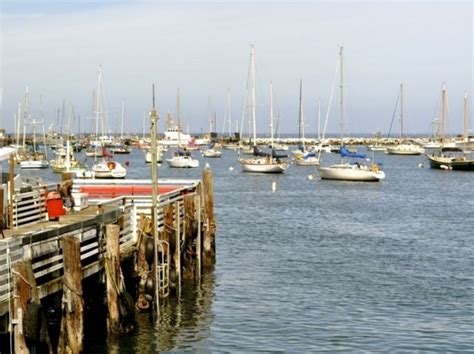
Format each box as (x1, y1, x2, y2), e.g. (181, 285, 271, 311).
(385, 84, 424, 155)
(317, 47, 385, 182)
(166, 88, 200, 168)
(91, 66, 127, 178)
(19, 91, 49, 169)
(239, 46, 288, 174)
(294, 80, 319, 166)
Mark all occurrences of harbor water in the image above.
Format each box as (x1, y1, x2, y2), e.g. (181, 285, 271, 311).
(18, 147, 474, 351)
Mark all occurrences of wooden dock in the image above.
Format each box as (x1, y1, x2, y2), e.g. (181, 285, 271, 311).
(0, 169, 216, 353)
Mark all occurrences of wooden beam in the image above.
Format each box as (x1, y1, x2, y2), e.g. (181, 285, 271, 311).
(105, 224, 121, 334)
(202, 169, 216, 269)
(58, 235, 84, 354)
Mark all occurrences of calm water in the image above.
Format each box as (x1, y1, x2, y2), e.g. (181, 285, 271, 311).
(17, 147, 474, 352)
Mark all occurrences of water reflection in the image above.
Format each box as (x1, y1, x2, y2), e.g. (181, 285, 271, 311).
(116, 273, 216, 353)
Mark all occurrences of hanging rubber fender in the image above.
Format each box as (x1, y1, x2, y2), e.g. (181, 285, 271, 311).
(144, 275, 154, 297)
(192, 220, 199, 239)
(145, 237, 154, 265)
(23, 302, 42, 344)
(118, 291, 136, 328)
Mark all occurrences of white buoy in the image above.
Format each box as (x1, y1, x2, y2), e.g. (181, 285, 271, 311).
(205, 162, 210, 170)
(272, 181, 277, 192)
(308, 174, 315, 180)
(418, 162, 424, 168)
(229, 166, 234, 171)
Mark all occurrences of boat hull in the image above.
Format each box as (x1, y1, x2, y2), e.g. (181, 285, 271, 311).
(386, 145, 424, 155)
(20, 160, 49, 169)
(239, 158, 288, 173)
(166, 157, 199, 168)
(427, 155, 474, 170)
(318, 164, 385, 181)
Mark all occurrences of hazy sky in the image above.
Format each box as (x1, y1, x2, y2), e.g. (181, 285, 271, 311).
(1, 1, 472, 136)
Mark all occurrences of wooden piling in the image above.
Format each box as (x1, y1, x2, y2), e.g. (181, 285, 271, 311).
(12, 262, 30, 354)
(174, 202, 181, 294)
(105, 224, 121, 334)
(182, 195, 195, 280)
(58, 235, 84, 354)
(202, 169, 216, 269)
(135, 215, 151, 310)
(62, 172, 73, 182)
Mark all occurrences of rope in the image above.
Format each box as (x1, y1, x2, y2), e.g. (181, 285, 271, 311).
(11, 270, 33, 288)
(62, 277, 83, 298)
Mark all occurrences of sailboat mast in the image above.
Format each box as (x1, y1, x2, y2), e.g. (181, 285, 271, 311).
(95, 66, 102, 162)
(440, 84, 446, 146)
(298, 79, 303, 144)
(16, 103, 21, 148)
(318, 99, 321, 140)
(250, 45, 257, 147)
(270, 82, 274, 148)
(227, 89, 232, 137)
(23, 87, 29, 149)
(463, 91, 468, 152)
(339, 47, 344, 145)
(121, 100, 125, 139)
(177, 88, 181, 146)
(400, 83, 404, 140)
(207, 96, 213, 134)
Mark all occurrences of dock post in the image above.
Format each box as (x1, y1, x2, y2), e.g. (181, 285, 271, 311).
(12, 262, 30, 354)
(196, 194, 202, 281)
(62, 172, 73, 182)
(105, 224, 121, 334)
(202, 169, 216, 269)
(183, 195, 195, 280)
(12, 260, 53, 353)
(174, 201, 181, 294)
(58, 235, 84, 354)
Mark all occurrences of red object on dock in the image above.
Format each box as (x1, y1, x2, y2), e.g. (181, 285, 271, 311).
(46, 192, 65, 220)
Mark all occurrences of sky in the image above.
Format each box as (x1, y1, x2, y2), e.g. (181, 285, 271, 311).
(0, 1, 472, 136)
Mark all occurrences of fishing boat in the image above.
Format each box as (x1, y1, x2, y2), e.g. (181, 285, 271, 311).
(317, 47, 385, 182)
(427, 86, 474, 170)
(385, 84, 424, 155)
(239, 46, 288, 174)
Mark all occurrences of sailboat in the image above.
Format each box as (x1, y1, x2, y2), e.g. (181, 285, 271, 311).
(166, 88, 200, 168)
(50, 105, 87, 174)
(317, 47, 385, 182)
(19, 90, 49, 169)
(294, 80, 319, 166)
(110, 100, 131, 154)
(427, 85, 474, 170)
(385, 84, 424, 155)
(238, 45, 288, 174)
(91, 66, 127, 178)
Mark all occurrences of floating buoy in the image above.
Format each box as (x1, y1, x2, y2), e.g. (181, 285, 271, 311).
(418, 162, 424, 168)
(229, 166, 234, 171)
(308, 174, 315, 180)
(205, 162, 210, 170)
(272, 181, 277, 192)
(125, 161, 130, 167)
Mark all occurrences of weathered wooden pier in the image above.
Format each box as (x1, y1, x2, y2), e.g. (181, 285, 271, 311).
(0, 169, 216, 353)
